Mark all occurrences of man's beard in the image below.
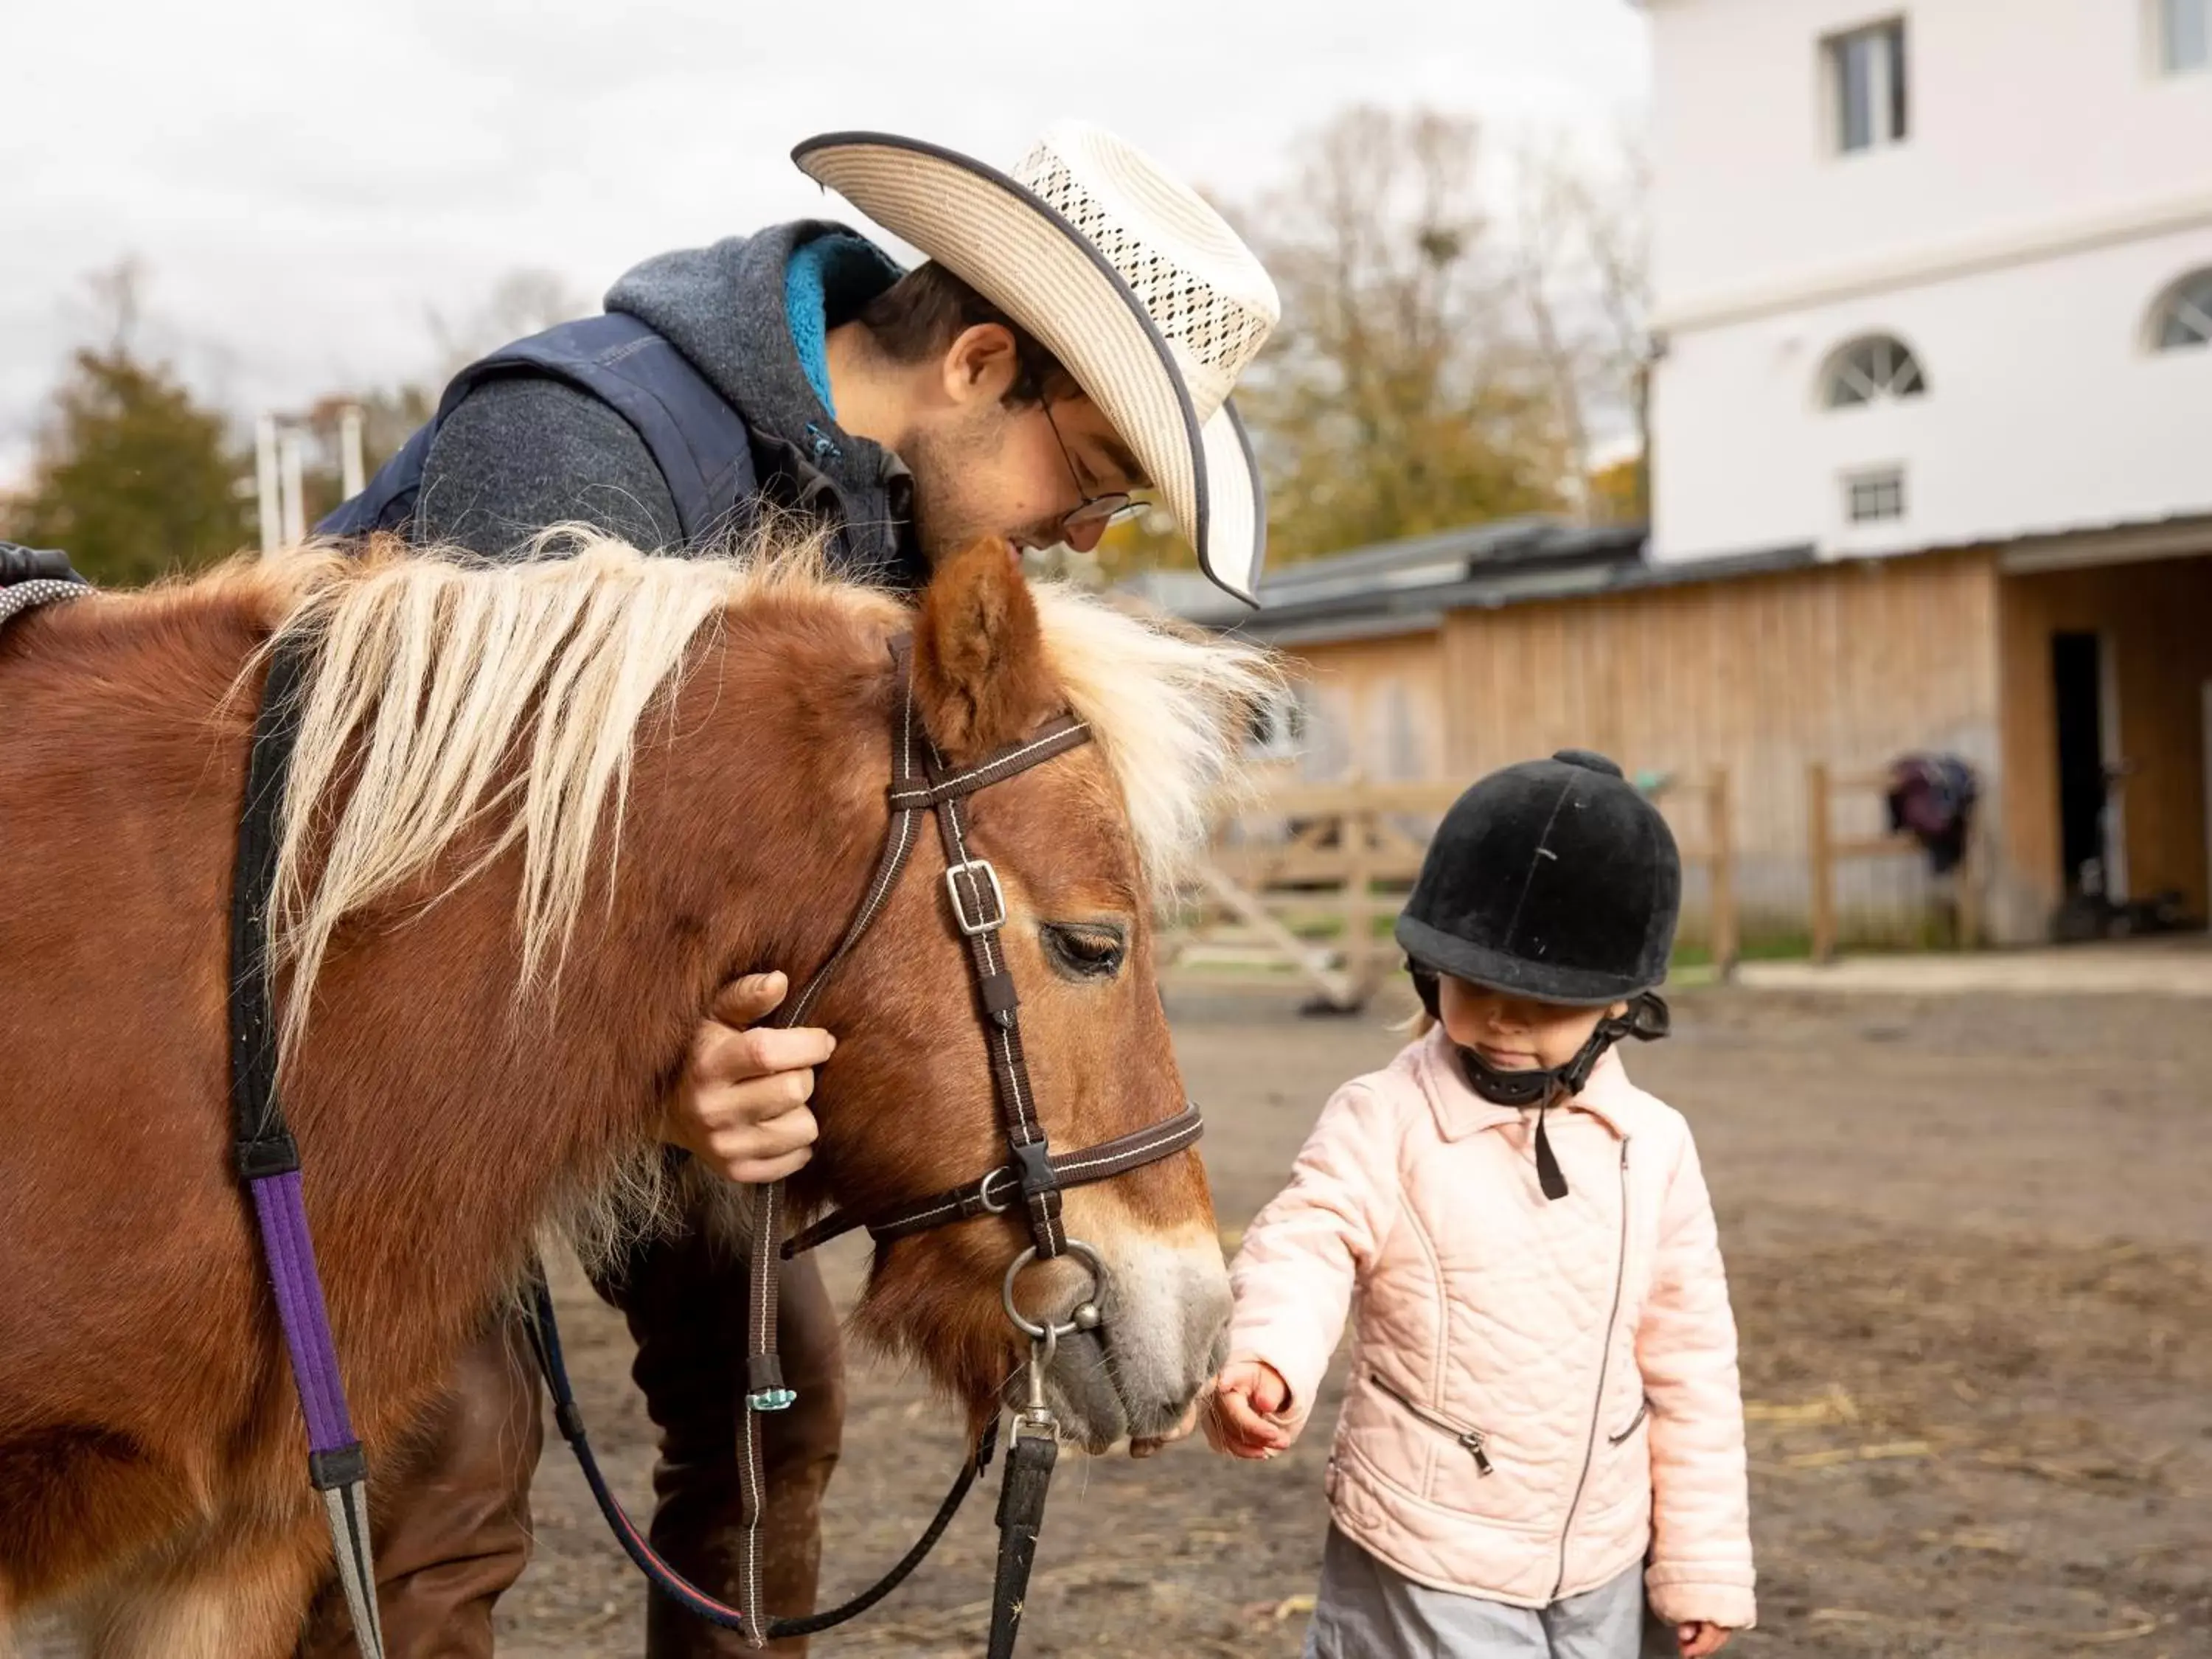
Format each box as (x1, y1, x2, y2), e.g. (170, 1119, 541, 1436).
(904, 405, 1056, 563)
(903, 411, 998, 563)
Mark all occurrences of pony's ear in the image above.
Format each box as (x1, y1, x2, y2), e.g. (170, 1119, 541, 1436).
(912, 538, 1059, 761)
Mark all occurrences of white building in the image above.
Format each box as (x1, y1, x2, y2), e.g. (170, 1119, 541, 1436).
(1157, 4, 2212, 951)
(1647, 0, 2212, 565)
(1632, 0, 2212, 943)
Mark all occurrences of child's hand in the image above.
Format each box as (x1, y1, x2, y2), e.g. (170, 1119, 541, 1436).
(1202, 1360, 1294, 1458)
(1676, 1623, 1731, 1658)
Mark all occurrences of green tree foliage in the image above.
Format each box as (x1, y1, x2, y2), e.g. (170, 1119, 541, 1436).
(5, 328, 249, 587)
(1587, 453, 1646, 526)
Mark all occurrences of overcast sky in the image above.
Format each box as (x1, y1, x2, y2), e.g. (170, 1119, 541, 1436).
(3, 0, 1649, 486)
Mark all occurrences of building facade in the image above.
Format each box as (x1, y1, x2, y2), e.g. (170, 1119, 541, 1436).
(1648, 0, 2212, 563)
(1640, 0, 2212, 940)
(1155, 4, 2212, 953)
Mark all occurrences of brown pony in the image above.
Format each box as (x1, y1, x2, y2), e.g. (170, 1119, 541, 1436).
(0, 529, 1276, 1658)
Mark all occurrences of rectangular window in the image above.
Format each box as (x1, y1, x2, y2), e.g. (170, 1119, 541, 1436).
(2162, 0, 2211, 74)
(1827, 21, 1909, 153)
(1844, 467, 1907, 524)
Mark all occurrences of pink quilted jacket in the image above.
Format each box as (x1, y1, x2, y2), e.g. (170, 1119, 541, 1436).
(1227, 1026, 1756, 1630)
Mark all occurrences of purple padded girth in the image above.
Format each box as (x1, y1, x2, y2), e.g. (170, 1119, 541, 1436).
(248, 1170, 358, 1456)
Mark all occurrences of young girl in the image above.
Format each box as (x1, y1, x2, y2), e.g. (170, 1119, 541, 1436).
(1207, 750, 1754, 1659)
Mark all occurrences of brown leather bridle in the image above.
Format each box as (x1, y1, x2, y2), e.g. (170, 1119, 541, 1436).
(534, 636, 1207, 1655)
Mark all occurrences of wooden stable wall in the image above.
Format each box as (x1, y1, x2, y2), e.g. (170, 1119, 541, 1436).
(1276, 627, 1448, 782)
(1281, 550, 2016, 946)
(1439, 552, 2007, 943)
(1997, 554, 2212, 926)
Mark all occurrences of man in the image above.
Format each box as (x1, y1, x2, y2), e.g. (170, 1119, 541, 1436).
(307, 122, 1277, 1658)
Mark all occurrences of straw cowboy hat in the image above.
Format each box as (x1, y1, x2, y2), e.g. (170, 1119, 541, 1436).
(793, 122, 1281, 605)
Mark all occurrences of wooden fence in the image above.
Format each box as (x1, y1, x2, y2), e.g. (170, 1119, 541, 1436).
(1160, 770, 1737, 1012)
(1806, 762, 1980, 963)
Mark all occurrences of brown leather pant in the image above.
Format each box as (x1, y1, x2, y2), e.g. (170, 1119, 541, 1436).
(299, 1225, 844, 1659)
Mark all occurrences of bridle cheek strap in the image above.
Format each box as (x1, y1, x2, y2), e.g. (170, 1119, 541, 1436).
(708, 639, 1193, 1649)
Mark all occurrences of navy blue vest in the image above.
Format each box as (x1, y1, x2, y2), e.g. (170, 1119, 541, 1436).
(319, 314, 756, 545)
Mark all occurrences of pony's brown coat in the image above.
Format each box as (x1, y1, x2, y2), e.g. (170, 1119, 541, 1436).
(0, 537, 1249, 1648)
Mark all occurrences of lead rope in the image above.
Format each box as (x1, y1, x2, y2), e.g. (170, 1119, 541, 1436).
(987, 1342, 1062, 1659)
(527, 1275, 997, 1644)
(733, 647, 929, 1646)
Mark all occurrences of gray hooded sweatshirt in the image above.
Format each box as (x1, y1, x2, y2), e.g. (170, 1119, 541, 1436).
(413, 221, 923, 588)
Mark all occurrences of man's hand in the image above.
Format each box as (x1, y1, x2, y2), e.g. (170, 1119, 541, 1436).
(661, 973, 832, 1183)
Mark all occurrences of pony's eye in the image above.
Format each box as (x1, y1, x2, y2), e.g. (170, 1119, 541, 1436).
(1040, 922, 1127, 981)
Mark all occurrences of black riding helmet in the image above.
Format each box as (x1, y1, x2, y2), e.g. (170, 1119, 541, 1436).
(1395, 748, 1682, 1200)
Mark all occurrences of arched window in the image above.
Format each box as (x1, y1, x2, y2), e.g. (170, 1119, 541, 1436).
(1821, 335, 1928, 408)
(2149, 269, 2212, 352)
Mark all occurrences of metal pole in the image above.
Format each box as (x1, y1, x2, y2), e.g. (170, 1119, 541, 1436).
(339, 405, 366, 500)
(279, 427, 307, 548)
(255, 414, 281, 555)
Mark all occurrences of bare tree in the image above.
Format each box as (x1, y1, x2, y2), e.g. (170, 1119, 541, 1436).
(80, 257, 149, 355)
(1506, 128, 1652, 524)
(426, 267, 591, 378)
(1222, 107, 1573, 563)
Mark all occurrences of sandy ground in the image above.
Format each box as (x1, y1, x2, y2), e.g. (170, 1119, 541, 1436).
(1733, 936, 2212, 998)
(500, 984, 2212, 1659)
(23, 979, 2212, 1658)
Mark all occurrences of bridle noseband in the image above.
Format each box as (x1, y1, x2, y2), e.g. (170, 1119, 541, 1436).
(532, 635, 1207, 1653)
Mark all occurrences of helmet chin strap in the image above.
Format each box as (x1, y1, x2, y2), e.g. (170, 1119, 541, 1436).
(1455, 1023, 1618, 1202)
(1411, 969, 1671, 1203)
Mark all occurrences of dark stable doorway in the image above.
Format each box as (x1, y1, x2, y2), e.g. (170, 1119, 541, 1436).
(2051, 631, 2107, 897)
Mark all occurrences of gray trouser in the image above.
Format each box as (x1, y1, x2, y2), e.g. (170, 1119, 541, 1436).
(1303, 1526, 1669, 1659)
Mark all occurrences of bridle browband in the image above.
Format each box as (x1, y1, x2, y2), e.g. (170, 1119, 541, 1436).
(526, 634, 1207, 1653)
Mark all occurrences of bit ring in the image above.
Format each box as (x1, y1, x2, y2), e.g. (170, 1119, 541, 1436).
(1001, 1238, 1106, 1342)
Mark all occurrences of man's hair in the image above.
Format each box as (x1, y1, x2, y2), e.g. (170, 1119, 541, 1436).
(855, 262, 1075, 407)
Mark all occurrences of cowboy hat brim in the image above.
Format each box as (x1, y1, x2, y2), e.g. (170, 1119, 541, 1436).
(792, 131, 1267, 606)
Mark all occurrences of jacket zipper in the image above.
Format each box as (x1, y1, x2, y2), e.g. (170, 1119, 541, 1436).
(1607, 1397, 1651, 1446)
(1368, 1370, 1495, 1475)
(1554, 1136, 1631, 1600)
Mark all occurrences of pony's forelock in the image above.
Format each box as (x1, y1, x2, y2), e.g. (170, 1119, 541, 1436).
(1028, 583, 1287, 903)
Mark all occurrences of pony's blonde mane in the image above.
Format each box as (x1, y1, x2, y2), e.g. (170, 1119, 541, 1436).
(1029, 584, 1280, 902)
(259, 528, 1281, 1062)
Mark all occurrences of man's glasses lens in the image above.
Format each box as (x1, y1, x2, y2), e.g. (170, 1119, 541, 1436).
(1065, 495, 1137, 536)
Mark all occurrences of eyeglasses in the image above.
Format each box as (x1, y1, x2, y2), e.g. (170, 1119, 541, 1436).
(1041, 401, 1144, 553)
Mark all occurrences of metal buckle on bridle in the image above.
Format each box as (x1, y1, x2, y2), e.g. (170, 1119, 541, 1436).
(976, 1165, 1016, 1215)
(945, 858, 1007, 936)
